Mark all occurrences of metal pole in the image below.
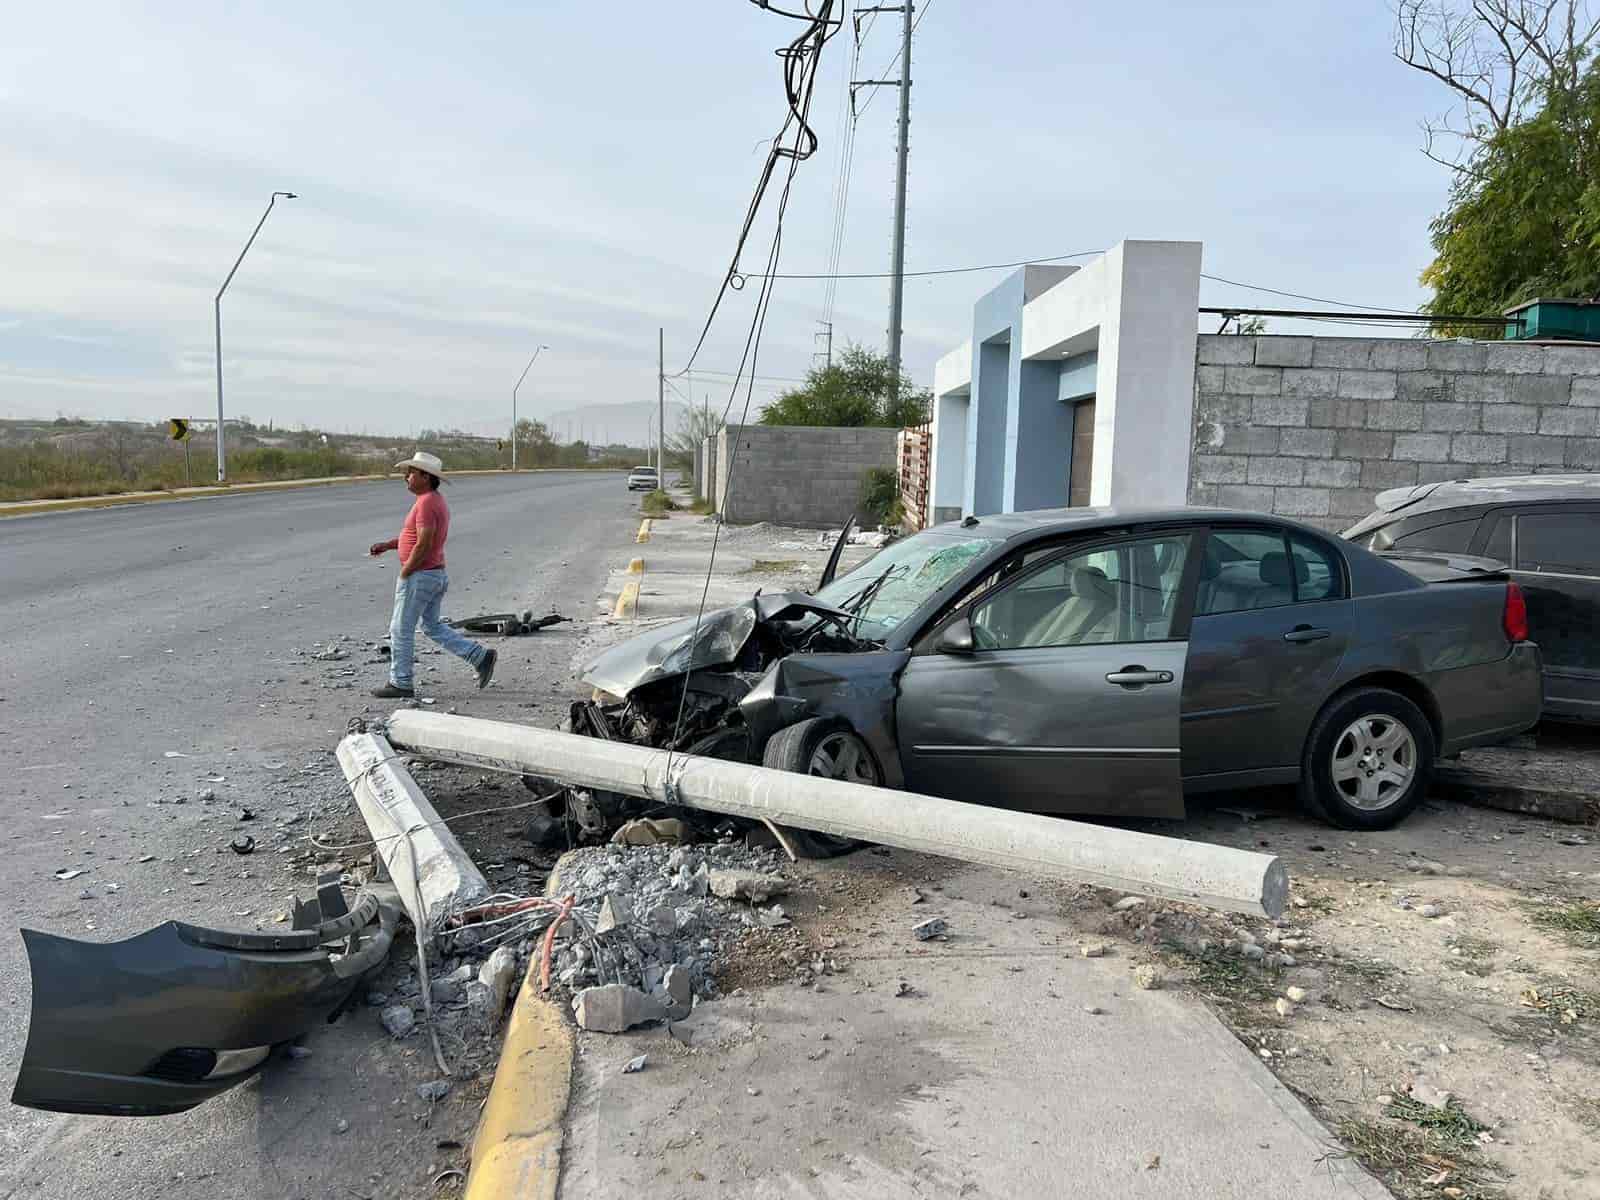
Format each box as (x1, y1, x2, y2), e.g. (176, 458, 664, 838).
(511, 344, 548, 473)
(385, 710, 1289, 918)
(886, 0, 912, 405)
(657, 328, 665, 481)
(214, 191, 295, 482)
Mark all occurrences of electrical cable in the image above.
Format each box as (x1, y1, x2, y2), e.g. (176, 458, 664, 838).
(664, 3, 835, 765)
(676, 1, 843, 379)
(854, 0, 934, 119)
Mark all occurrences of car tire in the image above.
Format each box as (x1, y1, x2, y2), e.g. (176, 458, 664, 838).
(1299, 687, 1435, 831)
(760, 718, 879, 858)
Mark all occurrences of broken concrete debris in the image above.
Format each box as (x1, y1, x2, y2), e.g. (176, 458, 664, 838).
(1080, 942, 1108, 958)
(707, 869, 788, 903)
(478, 947, 519, 1028)
(416, 1079, 452, 1103)
(381, 1004, 416, 1038)
(622, 1054, 648, 1074)
(1132, 965, 1163, 990)
(573, 984, 667, 1033)
(548, 841, 790, 1032)
(912, 917, 948, 941)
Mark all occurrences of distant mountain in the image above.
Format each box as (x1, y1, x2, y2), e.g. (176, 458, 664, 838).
(537, 400, 688, 449)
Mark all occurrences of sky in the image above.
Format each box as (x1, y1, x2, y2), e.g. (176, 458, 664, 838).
(1, 1, 1458, 439)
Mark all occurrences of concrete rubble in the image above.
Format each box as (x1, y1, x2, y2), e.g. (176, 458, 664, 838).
(550, 841, 791, 1033)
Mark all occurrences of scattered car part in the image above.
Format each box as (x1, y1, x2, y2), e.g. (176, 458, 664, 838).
(12, 882, 395, 1117)
(383, 709, 1290, 918)
(449, 611, 568, 637)
(817, 511, 857, 592)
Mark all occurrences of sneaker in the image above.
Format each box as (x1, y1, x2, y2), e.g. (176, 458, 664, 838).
(371, 684, 414, 699)
(476, 648, 498, 690)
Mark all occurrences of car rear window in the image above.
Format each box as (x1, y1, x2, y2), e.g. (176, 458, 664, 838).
(1517, 513, 1600, 576)
(1392, 518, 1480, 554)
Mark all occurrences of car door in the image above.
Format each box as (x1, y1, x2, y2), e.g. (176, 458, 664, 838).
(1503, 505, 1600, 719)
(1180, 526, 1354, 783)
(895, 531, 1196, 818)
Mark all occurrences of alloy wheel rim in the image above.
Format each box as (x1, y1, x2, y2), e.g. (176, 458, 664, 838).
(1330, 715, 1417, 811)
(807, 732, 880, 786)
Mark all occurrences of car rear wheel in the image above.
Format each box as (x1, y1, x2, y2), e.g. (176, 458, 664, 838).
(760, 718, 879, 857)
(1300, 687, 1435, 830)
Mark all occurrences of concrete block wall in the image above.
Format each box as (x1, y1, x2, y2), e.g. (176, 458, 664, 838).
(1189, 335, 1600, 531)
(715, 424, 899, 527)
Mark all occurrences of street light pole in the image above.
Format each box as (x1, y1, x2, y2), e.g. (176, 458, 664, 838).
(511, 344, 549, 472)
(214, 191, 296, 482)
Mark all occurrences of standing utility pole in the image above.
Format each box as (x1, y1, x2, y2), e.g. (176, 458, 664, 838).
(887, 0, 912, 404)
(214, 191, 295, 482)
(657, 328, 665, 481)
(852, 3, 913, 402)
(511, 344, 549, 472)
(813, 320, 834, 370)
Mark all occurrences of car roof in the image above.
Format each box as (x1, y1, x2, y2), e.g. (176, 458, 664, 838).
(932, 505, 1328, 541)
(1367, 474, 1600, 520)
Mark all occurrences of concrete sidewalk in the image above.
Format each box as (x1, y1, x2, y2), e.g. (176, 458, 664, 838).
(560, 851, 1387, 1198)
(560, 500, 1389, 1198)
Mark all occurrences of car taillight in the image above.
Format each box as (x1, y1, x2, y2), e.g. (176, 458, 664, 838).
(1503, 582, 1529, 643)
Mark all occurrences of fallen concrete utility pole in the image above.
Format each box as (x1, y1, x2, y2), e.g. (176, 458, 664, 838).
(386, 711, 1288, 919)
(337, 731, 491, 932)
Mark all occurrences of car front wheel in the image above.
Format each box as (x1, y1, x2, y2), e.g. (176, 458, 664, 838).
(760, 718, 879, 857)
(1300, 687, 1435, 830)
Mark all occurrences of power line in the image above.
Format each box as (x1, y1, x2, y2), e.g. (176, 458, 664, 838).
(1199, 273, 1416, 315)
(855, 0, 934, 118)
(674, 0, 845, 379)
(748, 248, 1104, 280)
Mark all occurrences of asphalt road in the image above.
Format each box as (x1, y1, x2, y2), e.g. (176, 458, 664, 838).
(0, 471, 640, 1199)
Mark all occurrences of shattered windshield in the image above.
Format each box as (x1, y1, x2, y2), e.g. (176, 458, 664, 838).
(815, 532, 999, 639)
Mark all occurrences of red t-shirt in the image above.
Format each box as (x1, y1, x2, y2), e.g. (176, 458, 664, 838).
(399, 490, 448, 571)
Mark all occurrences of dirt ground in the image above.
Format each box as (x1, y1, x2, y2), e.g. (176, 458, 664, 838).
(1054, 787, 1600, 1200)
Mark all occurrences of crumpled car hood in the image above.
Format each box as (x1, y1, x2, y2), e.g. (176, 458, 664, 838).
(582, 592, 854, 698)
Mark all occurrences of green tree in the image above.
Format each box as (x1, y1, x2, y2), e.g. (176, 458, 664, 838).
(758, 344, 930, 429)
(1421, 68, 1600, 324)
(1396, 1, 1600, 327)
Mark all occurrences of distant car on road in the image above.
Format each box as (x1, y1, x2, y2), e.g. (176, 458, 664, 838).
(577, 507, 1543, 831)
(1342, 475, 1600, 722)
(627, 465, 659, 492)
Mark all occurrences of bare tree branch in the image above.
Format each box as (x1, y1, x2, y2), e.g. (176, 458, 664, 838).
(1395, 0, 1595, 166)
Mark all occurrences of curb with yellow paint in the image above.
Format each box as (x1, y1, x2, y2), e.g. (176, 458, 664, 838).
(463, 850, 586, 1198)
(462, 969, 575, 1199)
(635, 518, 653, 544)
(611, 557, 644, 618)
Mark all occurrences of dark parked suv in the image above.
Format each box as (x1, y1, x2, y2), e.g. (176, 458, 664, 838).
(1343, 475, 1600, 721)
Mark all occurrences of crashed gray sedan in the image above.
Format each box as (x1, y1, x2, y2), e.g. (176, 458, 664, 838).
(573, 507, 1542, 831)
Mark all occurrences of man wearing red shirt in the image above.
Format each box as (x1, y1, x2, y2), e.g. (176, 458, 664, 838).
(368, 451, 496, 699)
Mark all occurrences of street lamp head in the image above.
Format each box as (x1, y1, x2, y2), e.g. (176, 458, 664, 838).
(274, 191, 298, 199)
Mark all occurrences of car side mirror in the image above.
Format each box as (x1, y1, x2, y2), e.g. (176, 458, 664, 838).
(936, 617, 975, 655)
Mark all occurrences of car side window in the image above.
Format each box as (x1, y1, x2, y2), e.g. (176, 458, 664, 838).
(1288, 534, 1345, 602)
(1482, 515, 1511, 564)
(1393, 519, 1479, 554)
(969, 536, 1190, 650)
(1516, 513, 1600, 576)
(1194, 529, 1292, 615)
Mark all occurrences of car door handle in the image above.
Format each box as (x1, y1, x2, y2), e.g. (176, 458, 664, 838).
(1283, 626, 1331, 644)
(1105, 668, 1174, 687)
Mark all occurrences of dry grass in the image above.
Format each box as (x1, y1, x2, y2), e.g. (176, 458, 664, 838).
(1527, 900, 1600, 948)
(748, 559, 806, 573)
(1334, 1091, 1501, 1200)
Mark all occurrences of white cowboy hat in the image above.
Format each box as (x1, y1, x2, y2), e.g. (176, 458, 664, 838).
(394, 450, 447, 483)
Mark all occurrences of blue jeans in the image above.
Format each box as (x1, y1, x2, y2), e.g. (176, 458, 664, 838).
(389, 568, 484, 689)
